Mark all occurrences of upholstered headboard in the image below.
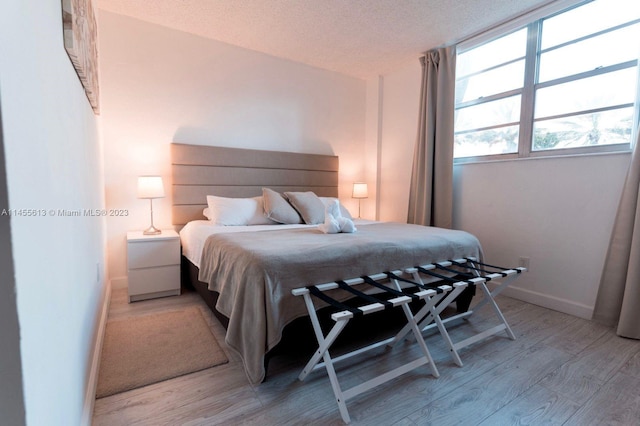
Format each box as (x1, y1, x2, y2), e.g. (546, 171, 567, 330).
(171, 143, 339, 225)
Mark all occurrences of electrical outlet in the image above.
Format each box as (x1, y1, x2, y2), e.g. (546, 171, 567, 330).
(518, 256, 530, 270)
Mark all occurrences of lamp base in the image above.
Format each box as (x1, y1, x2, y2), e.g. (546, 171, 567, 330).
(143, 225, 162, 235)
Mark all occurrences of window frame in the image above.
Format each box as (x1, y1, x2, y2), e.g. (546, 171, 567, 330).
(453, 0, 640, 163)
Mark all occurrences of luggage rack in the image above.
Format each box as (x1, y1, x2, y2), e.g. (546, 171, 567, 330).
(292, 257, 526, 424)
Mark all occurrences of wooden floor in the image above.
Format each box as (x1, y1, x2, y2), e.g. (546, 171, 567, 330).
(93, 286, 640, 426)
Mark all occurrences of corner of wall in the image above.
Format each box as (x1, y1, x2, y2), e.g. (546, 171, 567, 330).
(0, 91, 27, 426)
(364, 76, 384, 220)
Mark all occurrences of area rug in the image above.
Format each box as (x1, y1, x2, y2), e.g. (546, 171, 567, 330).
(96, 306, 228, 398)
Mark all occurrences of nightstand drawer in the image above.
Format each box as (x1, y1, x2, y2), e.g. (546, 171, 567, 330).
(128, 265, 180, 296)
(127, 238, 180, 269)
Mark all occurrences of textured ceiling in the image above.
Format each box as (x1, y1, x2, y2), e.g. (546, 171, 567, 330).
(96, 0, 554, 79)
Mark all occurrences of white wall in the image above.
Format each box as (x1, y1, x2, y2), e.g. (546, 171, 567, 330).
(454, 154, 629, 317)
(375, 59, 631, 318)
(377, 61, 422, 222)
(98, 11, 366, 282)
(0, 1, 106, 425)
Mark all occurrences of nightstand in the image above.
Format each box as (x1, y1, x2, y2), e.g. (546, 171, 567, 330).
(126, 230, 180, 302)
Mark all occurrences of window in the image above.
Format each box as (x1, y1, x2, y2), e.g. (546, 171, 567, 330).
(454, 0, 640, 160)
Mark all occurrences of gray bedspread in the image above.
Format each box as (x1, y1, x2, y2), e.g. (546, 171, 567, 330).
(198, 222, 482, 384)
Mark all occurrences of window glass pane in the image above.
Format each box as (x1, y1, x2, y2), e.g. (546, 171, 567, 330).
(455, 95, 521, 132)
(532, 107, 633, 151)
(455, 125, 519, 158)
(456, 60, 525, 103)
(539, 23, 640, 82)
(535, 68, 637, 118)
(541, 0, 640, 49)
(457, 28, 527, 77)
(454, 0, 640, 161)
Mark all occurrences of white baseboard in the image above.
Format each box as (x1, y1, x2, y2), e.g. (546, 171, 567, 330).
(81, 280, 112, 426)
(492, 283, 593, 319)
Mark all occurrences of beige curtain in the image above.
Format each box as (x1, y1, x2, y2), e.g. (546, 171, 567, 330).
(407, 46, 456, 228)
(593, 129, 640, 339)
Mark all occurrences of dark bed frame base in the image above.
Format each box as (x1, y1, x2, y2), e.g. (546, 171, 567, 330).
(183, 256, 229, 328)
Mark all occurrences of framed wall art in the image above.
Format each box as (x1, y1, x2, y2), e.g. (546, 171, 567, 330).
(62, 0, 100, 114)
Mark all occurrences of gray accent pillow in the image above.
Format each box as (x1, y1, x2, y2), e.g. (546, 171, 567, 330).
(262, 188, 303, 224)
(284, 191, 326, 224)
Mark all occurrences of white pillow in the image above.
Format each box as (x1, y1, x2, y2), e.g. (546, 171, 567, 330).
(205, 195, 276, 226)
(320, 197, 353, 220)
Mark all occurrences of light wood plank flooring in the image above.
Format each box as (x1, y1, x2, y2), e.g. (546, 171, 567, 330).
(93, 286, 640, 425)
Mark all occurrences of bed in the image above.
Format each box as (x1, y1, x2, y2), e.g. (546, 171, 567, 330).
(172, 143, 485, 386)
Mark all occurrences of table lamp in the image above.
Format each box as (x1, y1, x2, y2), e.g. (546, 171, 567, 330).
(352, 182, 368, 219)
(137, 176, 165, 235)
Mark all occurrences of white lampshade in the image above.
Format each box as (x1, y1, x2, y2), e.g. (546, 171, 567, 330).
(352, 182, 368, 199)
(137, 176, 165, 199)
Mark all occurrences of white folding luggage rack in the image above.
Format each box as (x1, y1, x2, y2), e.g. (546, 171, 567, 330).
(399, 258, 526, 364)
(292, 257, 526, 424)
